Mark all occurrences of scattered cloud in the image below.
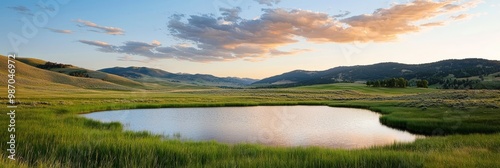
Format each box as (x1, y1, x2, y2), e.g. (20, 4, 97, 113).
(8, 5, 30, 12)
(218, 7, 242, 22)
(79, 40, 112, 47)
(420, 22, 446, 27)
(269, 49, 311, 56)
(7, 5, 33, 15)
(151, 40, 162, 46)
(7, 4, 59, 15)
(78, 40, 116, 52)
(451, 14, 471, 20)
(332, 11, 351, 18)
(82, 0, 481, 62)
(254, 0, 281, 6)
(75, 19, 125, 35)
(36, 4, 55, 12)
(339, 0, 482, 42)
(118, 55, 152, 63)
(441, 0, 482, 13)
(46, 28, 73, 34)
(79, 40, 176, 59)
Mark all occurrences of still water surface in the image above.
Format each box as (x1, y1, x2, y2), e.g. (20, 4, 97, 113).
(83, 106, 420, 149)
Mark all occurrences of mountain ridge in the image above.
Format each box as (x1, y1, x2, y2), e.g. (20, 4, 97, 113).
(11, 55, 500, 89)
(253, 58, 500, 88)
(99, 66, 258, 87)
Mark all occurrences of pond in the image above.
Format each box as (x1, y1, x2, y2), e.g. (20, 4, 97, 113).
(82, 106, 421, 149)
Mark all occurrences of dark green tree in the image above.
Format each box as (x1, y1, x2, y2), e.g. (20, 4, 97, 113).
(374, 80, 381, 87)
(416, 79, 429, 88)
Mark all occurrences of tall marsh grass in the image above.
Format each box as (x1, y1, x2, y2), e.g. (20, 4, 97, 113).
(0, 87, 499, 167)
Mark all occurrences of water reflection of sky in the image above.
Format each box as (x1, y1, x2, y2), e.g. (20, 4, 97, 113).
(83, 106, 420, 149)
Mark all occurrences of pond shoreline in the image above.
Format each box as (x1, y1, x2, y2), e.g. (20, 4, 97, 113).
(82, 105, 421, 149)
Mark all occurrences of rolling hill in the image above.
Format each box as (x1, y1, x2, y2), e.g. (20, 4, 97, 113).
(99, 67, 258, 87)
(17, 57, 145, 88)
(253, 58, 500, 89)
(0, 55, 136, 91)
(8, 55, 500, 90)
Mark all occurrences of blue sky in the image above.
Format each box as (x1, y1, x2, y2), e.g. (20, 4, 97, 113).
(1, 0, 499, 79)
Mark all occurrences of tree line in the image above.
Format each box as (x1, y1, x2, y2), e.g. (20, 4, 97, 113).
(366, 78, 428, 88)
(37, 62, 72, 69)
(366, 78, 408, 88)
(439, 79, 480, 89)
(415, 80, 429, 88)
(69, 70, 90, 78)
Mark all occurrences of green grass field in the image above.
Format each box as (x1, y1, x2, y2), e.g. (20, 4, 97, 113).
(292, 83, 438, 95)
(1, 84, 500, 167)
(1, 55, 500, 167)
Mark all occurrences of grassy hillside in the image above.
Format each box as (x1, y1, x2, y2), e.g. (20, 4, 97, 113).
(17, 57, 145, 88)
(0, 55, 135, 91)
(455, 72, 500, 89)
(254, 59, 500, 88)
(291, 83, 437, 95)
(16, 57, 47, 67)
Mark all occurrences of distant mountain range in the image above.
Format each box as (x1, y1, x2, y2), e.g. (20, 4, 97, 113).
(253, 59, 500, 88)
(11, 55, 500, 89)
(99, 67, 258, 87)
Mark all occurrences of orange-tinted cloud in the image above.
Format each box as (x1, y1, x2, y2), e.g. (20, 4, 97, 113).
(420, 22, 446, 27)
(81, 0, 481, 62)
(451, 14, 472, 20)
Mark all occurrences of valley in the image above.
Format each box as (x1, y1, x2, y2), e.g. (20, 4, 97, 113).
(1, 55, 499, 167)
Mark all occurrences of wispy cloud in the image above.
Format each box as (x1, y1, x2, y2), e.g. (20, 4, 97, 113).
(332, 11, 351, 18)
(8, 5, 30, 12)
(79, 40, 172, 59)
(421, 22, 446, 27)
(36, 4, 55, 12)
(79, 40, 112, 47)
(46, 28, 72, 34)
(451, 14, 472, 20)
(254, 0, 281, 6)
(79, 40, 117, 52)
(7, 5, 33, 15)
(75, 19, 125, 35)
(118, 55, 152, 63)
(81, 0, 481, 63)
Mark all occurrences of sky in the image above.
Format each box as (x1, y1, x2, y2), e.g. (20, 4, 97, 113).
(1, 0, 499, 79)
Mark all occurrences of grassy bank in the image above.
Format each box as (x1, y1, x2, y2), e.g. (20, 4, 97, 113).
(1, 85, 500, 167)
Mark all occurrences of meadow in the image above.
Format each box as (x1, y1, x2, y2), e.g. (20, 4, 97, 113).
(1, 83, 500, 167)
